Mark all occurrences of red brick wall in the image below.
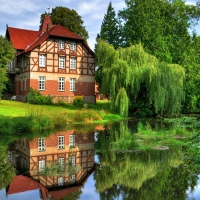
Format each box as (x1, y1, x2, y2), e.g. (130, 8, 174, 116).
(29, 131, 94, 149)
(29, 79, 95, 96)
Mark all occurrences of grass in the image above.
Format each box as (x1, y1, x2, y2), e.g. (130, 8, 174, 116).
(0, 100, 122, 124)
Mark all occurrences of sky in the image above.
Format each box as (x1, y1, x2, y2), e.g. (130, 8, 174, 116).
(0, 0, 200, 51)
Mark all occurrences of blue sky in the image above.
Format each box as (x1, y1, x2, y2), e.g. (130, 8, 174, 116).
(0, 0, 199, 51)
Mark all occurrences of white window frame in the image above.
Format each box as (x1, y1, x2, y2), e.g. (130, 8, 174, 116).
(58, 157, 65, 170)
(70, 78, 76, 92)
(39, 160, 45, 172)
(59, 39, 65, 49)
(58, 136, 65, 149)
(39, 76, 46, 90)
(58, 77, 65, 91)
(69, 156, 75, 165)
(39, 54, 46, 67)
(70, 174, 75, 184)
(70, 41, 76, 51)
(38, 138, 45, 151)
(59, 56, 65, 69)
(58, 177, 64, 186)
(69, 135, 75, 148)
(70, 57, 76, 70)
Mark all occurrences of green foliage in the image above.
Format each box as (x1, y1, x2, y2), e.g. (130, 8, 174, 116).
(0, 145, 15, 189)
(27, 87, 53, 105)
(95, 2, 122, 92)
(41, 7, 89, 41)
(119, 0, 200, 64)
(0, 68, 8, 100)
(96, 40, 185, 117)
(42, 161, 82, 177)
(51, 113, 68, 129)
(72, 109, 102, 123)
(0, 36, 15, 69)
(73, 96, 84, 107)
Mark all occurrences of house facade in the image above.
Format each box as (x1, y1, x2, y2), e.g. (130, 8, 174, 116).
(8, 130, 95, 189)
(6, 15, 95, 103)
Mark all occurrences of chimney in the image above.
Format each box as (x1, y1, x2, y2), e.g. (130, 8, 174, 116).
(39, 15, 53, 32)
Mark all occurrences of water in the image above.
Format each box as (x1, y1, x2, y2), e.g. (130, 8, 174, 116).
(0, 120, 200, 200)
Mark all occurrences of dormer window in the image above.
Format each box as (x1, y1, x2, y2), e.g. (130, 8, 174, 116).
(59, 39, 65, 49)
(70, 41, 76, 51)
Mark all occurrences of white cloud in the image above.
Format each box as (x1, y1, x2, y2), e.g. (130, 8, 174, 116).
(0, 0, 40, 15)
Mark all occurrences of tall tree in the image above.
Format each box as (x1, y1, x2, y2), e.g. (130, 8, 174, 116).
(95, 2, 122, 92)
(0, 36, 15, 69)
(96, 40, 185, 117)
(181, 35, 200, 112)
(96, 2, 121, 49)
(40, 7, 89, 41)
(118, 0, 200, 64)
(0, 36, 15, 99)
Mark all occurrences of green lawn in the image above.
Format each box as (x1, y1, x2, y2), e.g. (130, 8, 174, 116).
(0, 100, 121, 122)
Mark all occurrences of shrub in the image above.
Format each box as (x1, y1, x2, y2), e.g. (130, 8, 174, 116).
(73, 96, 84, 107)
(52, 113, 69, 129)
(72, 109, 102, 123)
(27, 87, 53, 105)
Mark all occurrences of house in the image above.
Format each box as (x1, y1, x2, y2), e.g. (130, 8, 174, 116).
(6, 15, 95, 103)
(8, 130, 95, 188)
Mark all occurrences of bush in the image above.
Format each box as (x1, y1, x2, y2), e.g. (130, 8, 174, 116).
(73, 96, 84, 107)
(72, 109, 102, 123)
(27, 87, 53, 105)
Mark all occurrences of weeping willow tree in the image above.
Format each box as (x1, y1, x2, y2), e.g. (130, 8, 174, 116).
(96, 40, 185, 117)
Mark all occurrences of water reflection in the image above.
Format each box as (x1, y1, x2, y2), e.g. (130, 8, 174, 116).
(0, 120, 200, 200)
(94, 120, 199, 200)
(7, 129, 95, 199)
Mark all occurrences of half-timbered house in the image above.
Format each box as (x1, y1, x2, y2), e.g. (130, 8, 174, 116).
(8, 130, 95, 189)
(6, 15, 95, 103)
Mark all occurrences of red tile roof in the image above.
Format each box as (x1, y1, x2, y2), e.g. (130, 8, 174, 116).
(7, 175, 48, 200)
(7, 27, 41, 50)
(49, 24, 83, 40)
(24, 24, 84, 53)
(6, 18, 94, 55)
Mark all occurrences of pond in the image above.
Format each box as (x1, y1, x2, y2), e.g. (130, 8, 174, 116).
(0, 119, 200, 200)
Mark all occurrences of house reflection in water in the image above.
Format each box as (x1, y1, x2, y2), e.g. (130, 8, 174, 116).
(8, 130, 95, 199)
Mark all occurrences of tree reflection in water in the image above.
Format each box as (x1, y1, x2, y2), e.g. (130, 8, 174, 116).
(94, 121, 199, 200)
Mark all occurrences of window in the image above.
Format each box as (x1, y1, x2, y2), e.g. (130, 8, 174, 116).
(24, 78, 26, 91)
(70, 174, 75, 184)
(70, 78, 76, 91)
(58, 177, 64, 186)
(22, 56, 26, 68)
(59, 39, 65, 49)
(39, 76, 45, 90)
(69, 135, 75, 148)
(20, 78, 23, 91)
(58, 157, 65, 170)
(59, 56, 65, 69)
(39, 160, 45, 172)
(39, 54, 46, 67)
(58, 136, 65, 149)
(70, 58, 76, 70)
(38, 138, 45, 151)
(69, 156, 75, 165)
(58, 77, 65, 91)
(70, 41, 76, 51)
